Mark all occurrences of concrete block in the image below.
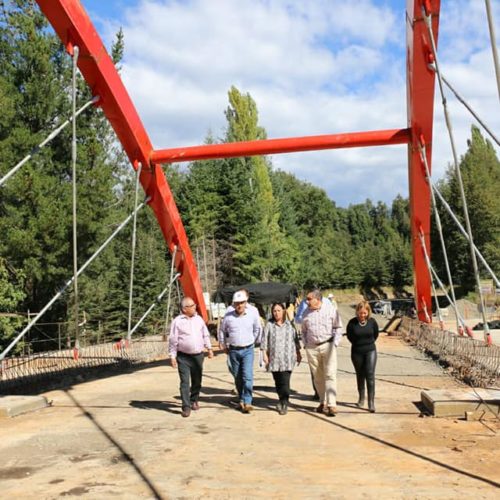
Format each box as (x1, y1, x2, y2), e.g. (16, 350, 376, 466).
(0, 396, 50, 418)
(421, 388, 500, 417)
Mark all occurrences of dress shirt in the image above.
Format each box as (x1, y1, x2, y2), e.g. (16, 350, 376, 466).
(169, 313, 211, 358)
(301, 301, 343, 348)
(219, 308, 261, 347)
(294, 297, 331, 324)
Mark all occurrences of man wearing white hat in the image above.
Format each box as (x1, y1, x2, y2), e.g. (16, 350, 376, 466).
(219, 290, 261, 413)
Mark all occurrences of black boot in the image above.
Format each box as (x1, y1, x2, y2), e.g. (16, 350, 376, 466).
(279, 400, 288, 415)
(367, 376, 376, 413)
(368, 396, 375, 413)
(357, 391, 365, 408)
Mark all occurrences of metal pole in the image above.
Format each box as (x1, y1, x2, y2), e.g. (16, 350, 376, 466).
(432, 183, 500, 288)
(419, 140, 461, 334)
(71, 45, 80, 351)
(424, 9, 491, 343)
(0, 198, 149, 361)
(485, 0, 500, 101)
(164, 245, 178, 333)
(127, 162, 143, 340)
(151, 128, 411, 164)
(130, 273, 181, 337)
(0, 97, 98, 188)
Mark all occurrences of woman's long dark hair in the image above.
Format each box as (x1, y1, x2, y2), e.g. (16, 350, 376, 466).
(270, 302, 287, 323)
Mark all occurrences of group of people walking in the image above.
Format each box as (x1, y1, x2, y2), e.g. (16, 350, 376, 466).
(168, 289, 379, 418)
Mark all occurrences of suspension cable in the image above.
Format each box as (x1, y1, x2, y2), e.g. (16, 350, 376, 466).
(175, 274, 182, 307)
(0, 96, 99, 188)
(431, 182, 500, 289)
(0, 198, 150, 361)
(423, 7, 491, 345)
(164, 245, 178, 333)
(129, 272, 181, 337)
(127, 162, 143, 341)
(418, 138, 461, 334)
(421, 297, 431, 323)
(428, 252, 445, 330)
(485, 0, 500, 101)
(71, 46, 80, 350)
(418, 230, 469, 335)
(441, 75, 499, 147)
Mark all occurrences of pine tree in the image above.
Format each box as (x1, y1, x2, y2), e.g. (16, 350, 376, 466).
(435, 126, 500, 291)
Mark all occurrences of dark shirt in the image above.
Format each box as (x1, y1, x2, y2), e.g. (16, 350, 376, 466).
(346, 317, 379, 354)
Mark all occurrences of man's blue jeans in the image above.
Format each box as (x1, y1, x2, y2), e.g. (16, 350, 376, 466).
(228, 345, 254, 404)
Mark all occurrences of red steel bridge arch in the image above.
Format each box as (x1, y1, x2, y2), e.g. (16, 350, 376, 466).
(35, 0, 439, 323)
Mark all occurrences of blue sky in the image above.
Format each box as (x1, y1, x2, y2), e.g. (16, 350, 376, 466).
(78, 0, 499, 207)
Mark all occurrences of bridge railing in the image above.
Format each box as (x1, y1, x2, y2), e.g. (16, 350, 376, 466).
(0, 335, 168, 393)
(398, 317, 499, 388)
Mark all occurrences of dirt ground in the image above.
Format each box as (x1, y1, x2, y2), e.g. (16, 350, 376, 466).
(1, 312, 499, 499)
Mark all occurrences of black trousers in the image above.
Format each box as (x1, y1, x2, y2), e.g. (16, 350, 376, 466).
(177, 352, 204, 410)
(351, 349, 377, 400)
(272, 371, 292, 403)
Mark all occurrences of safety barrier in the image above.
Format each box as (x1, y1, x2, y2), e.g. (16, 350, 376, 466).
(0, 335, 167, 393)
(398, 317, 500, 387)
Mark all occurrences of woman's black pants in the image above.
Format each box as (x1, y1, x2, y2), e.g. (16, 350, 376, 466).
(351, 349, 377, 402)
(272, 371, 292, 403)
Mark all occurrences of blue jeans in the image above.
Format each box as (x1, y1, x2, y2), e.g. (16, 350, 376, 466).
(228, 346, 254, 404)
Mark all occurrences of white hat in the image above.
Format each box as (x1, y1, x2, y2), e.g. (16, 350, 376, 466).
(328, 293, 334, 299)
(232, 290, 248, 303)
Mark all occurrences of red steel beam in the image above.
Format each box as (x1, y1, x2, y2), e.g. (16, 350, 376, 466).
(35, 0, 208, 320)
(36, 0, 438, 327)
(152, 128, 411, 163)
(406, 0, 440, 321)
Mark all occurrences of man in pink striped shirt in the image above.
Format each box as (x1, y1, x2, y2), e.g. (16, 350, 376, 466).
(169, 297, 214, 418)
(301, 289, 343, 417)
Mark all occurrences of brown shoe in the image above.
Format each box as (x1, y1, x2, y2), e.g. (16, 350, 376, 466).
(191, 401, 200, 411)
(315, 403, 325, 414)
(242, 404, 253, 414)
(181, 407, 191, 418)
(326, 406, 337, 417)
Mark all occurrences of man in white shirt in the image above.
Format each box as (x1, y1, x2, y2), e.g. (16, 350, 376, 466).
(219, 290, 261, 413)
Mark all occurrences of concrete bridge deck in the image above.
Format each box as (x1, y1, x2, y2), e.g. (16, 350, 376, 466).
(0, 333, 498, 499)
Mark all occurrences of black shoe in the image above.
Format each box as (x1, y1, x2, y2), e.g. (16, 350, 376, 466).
(356, 396, 365, 408)
(279, 401, 288, 415)
(315, 403, 325, 414)
(326, 406, 337, 417)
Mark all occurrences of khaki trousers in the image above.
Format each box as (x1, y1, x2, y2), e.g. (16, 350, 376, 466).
(306, 341, 338, 407)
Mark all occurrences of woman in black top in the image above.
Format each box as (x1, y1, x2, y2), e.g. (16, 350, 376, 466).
(346, 301, 379, 413)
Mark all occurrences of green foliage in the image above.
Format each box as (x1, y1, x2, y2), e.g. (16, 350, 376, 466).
(0, 1, 170, 352)
(0, 258, 26, 351)
(433, 126, 500, 292)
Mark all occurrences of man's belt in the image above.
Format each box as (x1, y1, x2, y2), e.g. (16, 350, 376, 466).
(315, 337, 334, 346)
(229, 343, 254, 350)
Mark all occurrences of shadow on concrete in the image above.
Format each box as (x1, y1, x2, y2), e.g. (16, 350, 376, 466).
(129, 400, 180, 415)
(287, 403, 500, 489)
(2, 358, 171, 396)
(65, 390, 163, 499)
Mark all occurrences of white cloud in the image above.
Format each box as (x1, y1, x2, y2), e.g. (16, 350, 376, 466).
(82, 0, 500, 207)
